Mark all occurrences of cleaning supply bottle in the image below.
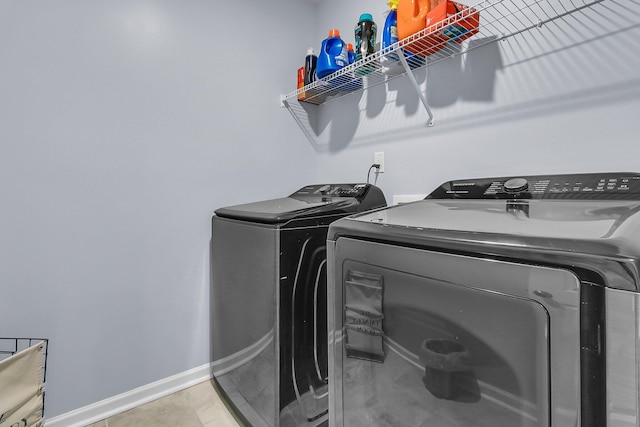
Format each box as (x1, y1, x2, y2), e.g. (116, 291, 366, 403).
(397, 0, 432, 54)
(382, 0, 399, 58)
(383, 0, 427, 71)
(347, 43, 356, 64)
(304, 47, 317, 86)
(355, 13, 377, 61)
(354, 13, 377, 75)
(341, 43, 362, 91)
(380, 0, 401, 75)
(297, 66, 305, 101)
(316, 29, 349, 79)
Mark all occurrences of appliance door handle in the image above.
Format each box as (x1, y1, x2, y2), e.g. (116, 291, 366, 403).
(533, 290, 553, 298)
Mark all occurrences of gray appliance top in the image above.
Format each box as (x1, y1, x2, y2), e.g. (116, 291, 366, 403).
(214, 183, 386, 224)
(328, 173, 640, 291)
(426, 172, 640, 200)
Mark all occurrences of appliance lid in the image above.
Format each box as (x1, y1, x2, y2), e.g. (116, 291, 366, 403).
(332, 172, 640, 240)
(214, 183, 385, 224)
(336, 198, 640, 242)
(328, 173, 640, 291)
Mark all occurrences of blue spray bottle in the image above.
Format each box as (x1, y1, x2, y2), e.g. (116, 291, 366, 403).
(382, 0, 399, 60)
(381, 0, 401, 74)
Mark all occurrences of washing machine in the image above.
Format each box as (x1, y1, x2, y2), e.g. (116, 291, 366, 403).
(211, 183, 386, 427)
(327, 172, 640, 427)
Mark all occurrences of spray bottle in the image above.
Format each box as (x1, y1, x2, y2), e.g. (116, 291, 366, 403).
(382, 0, 399, 59)
(380, 0, 401, 74)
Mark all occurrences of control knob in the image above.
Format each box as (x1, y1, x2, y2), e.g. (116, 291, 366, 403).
(318, 184, 332, 195)
(503, 178, 529, 194)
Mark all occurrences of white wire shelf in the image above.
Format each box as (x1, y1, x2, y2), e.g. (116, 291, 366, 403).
(281, 0, 604, 132)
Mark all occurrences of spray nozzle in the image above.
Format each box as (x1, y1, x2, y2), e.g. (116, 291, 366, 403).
(388, 0, 399, 9)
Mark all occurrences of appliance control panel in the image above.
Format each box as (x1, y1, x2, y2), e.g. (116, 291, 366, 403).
(292, 183, 370, 198)
(428, 173, 640, 200)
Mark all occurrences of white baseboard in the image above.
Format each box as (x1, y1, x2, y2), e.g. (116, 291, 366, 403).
(45, 363, 212, 427)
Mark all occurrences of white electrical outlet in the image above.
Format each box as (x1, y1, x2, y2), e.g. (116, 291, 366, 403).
(374, 152, 385, 173)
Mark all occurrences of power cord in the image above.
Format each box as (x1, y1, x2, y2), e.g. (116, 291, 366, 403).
(367, 163, 381, 185)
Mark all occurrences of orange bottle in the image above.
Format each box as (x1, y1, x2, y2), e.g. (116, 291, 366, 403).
(397, 0, 433, 42)
(297, 66, 305, 101)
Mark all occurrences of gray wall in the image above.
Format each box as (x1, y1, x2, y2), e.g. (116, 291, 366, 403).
(0, 0, 317, 418)
(2, 0, 639, 419)
(310, 0, 640, 198)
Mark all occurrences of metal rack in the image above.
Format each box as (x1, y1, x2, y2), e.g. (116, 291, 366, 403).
(280, 0, 604, 139)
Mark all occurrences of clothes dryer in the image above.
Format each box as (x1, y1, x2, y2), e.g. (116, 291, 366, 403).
(328, 173, 640, 427)
(211, 183, 386, 427)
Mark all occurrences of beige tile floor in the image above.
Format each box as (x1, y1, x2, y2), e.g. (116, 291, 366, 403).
(85, 380, 241, 427)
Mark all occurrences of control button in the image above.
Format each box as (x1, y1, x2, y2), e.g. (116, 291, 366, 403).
(503, 178, 529, 194)
(318, 185, 332, 194)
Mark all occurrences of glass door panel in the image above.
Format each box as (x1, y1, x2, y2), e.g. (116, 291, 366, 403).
(331, 238, 580, 427)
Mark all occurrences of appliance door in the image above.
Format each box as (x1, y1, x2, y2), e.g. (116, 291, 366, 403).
(329, 238, 581, 427)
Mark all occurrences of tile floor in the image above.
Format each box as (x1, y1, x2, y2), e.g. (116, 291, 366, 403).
(85, 380, 240, 427)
